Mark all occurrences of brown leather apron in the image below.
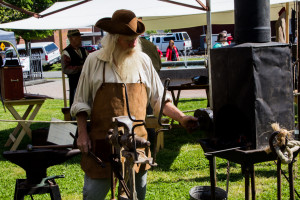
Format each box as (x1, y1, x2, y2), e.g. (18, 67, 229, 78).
(81, 63, 149, 179)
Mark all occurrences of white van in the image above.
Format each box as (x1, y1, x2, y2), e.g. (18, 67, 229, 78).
(5, 42, 61, 67)
(149, 32, 192, 54)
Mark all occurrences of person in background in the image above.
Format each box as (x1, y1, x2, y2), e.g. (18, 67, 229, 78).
(0, 54, 3, 67)
(61, 29, 89, 107)
(71, 9, 198, 200)
(166, 40, 179, 61)
(157, 45, 162, 58)
(213, 32, 229, 48)
(222, 30, 233, 45)
(227, 35, 233, 45)
(276, 7, 286, 43)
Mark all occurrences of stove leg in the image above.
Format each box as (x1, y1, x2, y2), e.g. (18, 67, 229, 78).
(250, 164, 256, 200)
(207, 155, 216, 200)
(49, 184, 62, 200)
(277, 159, 282, 200)
(245, 166, 250, 200)
(289, 162, 295, 200)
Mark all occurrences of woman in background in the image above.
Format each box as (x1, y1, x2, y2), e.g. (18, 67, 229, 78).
(213, 32, 229, 48)
(166, 40, 179, 61)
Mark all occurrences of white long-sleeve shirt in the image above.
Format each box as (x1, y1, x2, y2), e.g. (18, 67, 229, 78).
(70, 48, 171, 118)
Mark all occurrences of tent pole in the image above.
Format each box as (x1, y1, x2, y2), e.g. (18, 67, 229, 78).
(296, 1, 300, 133)
(206, 0, 213, 109)
(59, 30, 67, 108)
(286, 3, 290, 43)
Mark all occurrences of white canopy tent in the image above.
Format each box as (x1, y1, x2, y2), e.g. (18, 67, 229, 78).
(0, 30, 17, 48)
(0, 0, 296, 31)
(0, 0, 296, 110)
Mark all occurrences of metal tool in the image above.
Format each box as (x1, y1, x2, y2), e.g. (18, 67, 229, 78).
(107, 83, 156, 200)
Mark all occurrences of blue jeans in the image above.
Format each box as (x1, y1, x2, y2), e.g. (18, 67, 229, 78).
(83, 170, 147, 200)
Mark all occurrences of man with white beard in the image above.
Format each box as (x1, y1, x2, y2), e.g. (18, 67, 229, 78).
(71, 9, 198, 200)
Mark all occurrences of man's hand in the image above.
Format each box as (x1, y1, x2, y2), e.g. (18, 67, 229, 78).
(179, 115, 199, 132)
(163, 102, 199, 132)
(77, 129, 91, 154)
(76, 111, 91, 153)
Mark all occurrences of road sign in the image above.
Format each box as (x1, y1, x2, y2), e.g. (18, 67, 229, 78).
(0, 43, 5, 51)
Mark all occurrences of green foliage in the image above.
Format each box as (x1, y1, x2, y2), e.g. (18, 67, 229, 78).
(146, 30, 157, 35)
(0, 0, 72, 45)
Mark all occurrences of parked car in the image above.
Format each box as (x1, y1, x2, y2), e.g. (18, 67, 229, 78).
(82, 45, 100, 53)
(149, 32, 192, 54)
(4, 49, 30, 72)
(5, 42, 61, 67)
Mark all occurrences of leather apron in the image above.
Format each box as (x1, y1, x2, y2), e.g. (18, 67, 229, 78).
(81, 63, 150, 179)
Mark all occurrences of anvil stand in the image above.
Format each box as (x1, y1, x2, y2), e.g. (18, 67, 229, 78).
(3, 146, 80, 200)
(201, 139, 299, 200)
(14, 176, 63, 200)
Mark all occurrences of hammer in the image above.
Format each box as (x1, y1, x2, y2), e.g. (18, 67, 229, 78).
(27, 144, 74, 151)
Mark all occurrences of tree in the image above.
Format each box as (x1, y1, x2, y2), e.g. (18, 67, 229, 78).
(0, 0, 72, 54)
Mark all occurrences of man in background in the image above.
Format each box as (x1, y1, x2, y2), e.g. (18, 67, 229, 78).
(61, 29, 89, 107)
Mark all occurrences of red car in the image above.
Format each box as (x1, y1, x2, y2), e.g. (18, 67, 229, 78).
(82, 45, 100, 53)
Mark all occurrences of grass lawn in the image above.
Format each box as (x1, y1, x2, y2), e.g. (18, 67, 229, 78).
(43, 63, 62, 72)
(0, 98, 299, 199)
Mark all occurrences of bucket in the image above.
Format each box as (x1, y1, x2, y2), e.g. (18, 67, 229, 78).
(189, 186, 227, 200)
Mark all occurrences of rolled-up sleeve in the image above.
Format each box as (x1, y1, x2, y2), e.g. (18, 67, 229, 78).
(70, 57, 92, 117)
(143, 54, 172, 117)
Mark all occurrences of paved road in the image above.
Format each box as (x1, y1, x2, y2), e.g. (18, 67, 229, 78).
(24, 71, 207, 100)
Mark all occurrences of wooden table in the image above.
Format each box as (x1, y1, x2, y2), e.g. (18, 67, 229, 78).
(168, 83, 209, 125)
(4, 98, 46, 151)
(167, 83, 209, 107)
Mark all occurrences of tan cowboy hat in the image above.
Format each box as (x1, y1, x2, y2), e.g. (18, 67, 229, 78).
(67, 29, 83, 38)
(95, 9, 145, 36)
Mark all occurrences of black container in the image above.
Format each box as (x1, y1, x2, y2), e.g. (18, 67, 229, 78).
(189, 186, 227, 200)
(234, 0, 271, 43)
(211, 43, 294, 150)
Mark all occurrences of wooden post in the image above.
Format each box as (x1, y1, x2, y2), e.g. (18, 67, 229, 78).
(206, 0, 212, 109)
(286, 3, 290, 43)
(59, 30, 67, 108)
(295, 2, 300, 133)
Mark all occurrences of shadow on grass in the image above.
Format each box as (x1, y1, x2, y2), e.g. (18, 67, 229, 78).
(0, 123, 81, 164)
(215, 169, 278, 183)
(154, 127, 208, 171)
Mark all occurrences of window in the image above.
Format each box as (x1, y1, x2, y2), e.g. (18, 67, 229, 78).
(179, 34, 183, 40)
(156, 37, 160, 43)
(183, 33, 190, 40)
(45, 43, 58, 54)
(31, 48, 43, 55)
(163, 36, 175, 42)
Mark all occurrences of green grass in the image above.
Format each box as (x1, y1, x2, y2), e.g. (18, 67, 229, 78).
(0, 98, 299, 199)
(43, 63, 62, 72)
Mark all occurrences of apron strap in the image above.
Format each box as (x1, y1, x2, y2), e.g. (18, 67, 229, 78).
(138, 72, 142, 83)
(102, 62, 106, 84)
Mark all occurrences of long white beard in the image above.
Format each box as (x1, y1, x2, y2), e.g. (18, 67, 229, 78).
(113, 41, 142, 82)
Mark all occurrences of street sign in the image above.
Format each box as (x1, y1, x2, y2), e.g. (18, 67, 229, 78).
(0, 43, 5, 51)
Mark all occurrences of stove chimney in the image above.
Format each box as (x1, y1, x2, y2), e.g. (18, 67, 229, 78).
(234, 0, 271, 43)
